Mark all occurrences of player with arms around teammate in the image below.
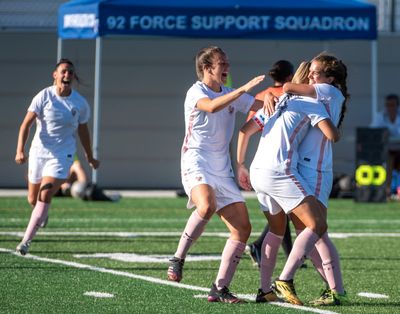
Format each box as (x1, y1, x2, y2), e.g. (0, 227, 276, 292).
(277, 53, 349, 306)
(15, 58, 99, 255)
(167, 46, 265, 303)
(237, 74, 340, 304)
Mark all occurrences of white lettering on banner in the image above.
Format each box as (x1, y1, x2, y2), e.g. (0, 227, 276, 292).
(107, 16, 126, 29)
(274, 16, 370, 31)
(104, 14, 370, 33)
(64, 14, 97, 28)
(129, 15, 187, 30)
(191, 15, 271, 30)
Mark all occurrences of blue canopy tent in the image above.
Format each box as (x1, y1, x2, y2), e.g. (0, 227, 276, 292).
(58, 0, 377, 184)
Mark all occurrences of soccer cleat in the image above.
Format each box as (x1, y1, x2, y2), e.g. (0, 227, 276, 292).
(256, 288, 282, 303)
(40, 215, 49, 228)
(207, 283, 246, 303)
(16, 241, 30, 256)
(310, 289, 348, 306)
(167, 257, 185, 282)
(272, 279, 303, 305)
(245, 243, 261, 268)
(309, 287, 331, 305)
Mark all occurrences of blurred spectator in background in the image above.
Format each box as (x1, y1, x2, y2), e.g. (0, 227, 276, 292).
(371, 94, 400, 137)
(370, 94, 400, 199)
(57, 155, 88, 198)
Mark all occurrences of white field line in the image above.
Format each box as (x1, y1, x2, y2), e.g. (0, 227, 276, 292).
(0, 247, 340, 314)
(6, 218, 400, 224)
(358, 292, 389, 299)
(1, 231, 400, 239)
(84, 291, 114, 298)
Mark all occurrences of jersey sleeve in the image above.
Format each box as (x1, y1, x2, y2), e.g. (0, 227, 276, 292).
(27, 89, 46, 117)
(314, 83, 334, 100)
(78, 97, 90, 124)
(188, 83, 210, 110)
(252, 108, 268, 130)
(302, 101, 330, 127)
(235, 92, 255, 113)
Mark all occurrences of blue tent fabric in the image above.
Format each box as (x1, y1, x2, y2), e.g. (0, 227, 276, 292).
(59, 0, 377, 40)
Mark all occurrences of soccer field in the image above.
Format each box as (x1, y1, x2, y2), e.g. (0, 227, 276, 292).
(1, 197, 399, 313)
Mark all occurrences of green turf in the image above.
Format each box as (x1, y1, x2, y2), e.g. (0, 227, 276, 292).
(0, 197, 399, 313)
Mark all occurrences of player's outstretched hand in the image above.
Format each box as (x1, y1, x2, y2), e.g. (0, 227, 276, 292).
(242, 75, 265, 93)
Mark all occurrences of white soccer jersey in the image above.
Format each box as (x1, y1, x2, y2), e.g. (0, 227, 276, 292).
(298, 83, 344, 172)
(181, 81, 254, 178)
(250, 95, 330, 173)
(28, 85, 90, 158)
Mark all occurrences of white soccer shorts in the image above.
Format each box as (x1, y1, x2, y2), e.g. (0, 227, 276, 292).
(181, 170, 245, 211)
(298, 164, 333, 208)
(28, 155, 74, 184)
(250, 167, 313, 215)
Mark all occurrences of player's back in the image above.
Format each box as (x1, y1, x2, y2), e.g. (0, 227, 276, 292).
(251, 95, 328, 173)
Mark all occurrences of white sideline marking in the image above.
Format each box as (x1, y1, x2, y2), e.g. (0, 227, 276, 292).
(84, 291, 114, 298)
(0, 231, 231, 238)
(0, 248, 339, 314)
(74, 253, 221, 263)
(6, 217, 400, 224)
(1, 231, 400, 239)
(358, 292, 389, 299)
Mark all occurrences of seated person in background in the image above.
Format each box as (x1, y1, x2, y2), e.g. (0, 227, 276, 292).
(370, 94, 400, 198)
(370, 94, 400, 137)
(57, 154, 88, 197)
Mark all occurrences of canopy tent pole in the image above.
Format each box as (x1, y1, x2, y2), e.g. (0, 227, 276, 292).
(92, 37, 103, 185)
(371, 40, 378, 123)
(57, 38, 63, 61)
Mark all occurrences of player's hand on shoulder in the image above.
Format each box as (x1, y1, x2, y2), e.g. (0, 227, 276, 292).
(263, 92, 277, 117)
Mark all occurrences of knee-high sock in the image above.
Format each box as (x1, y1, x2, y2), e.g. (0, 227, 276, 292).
(315, 233, 344, 293)
(22, 201, 50, 243)
(174, 210, 208, 259)
(279, 228, 319, 281)
(296, 229, 327, 283)
(252, 223, 269, 248)
(215, 239, 246, 289)
(260, 232, 283, 292)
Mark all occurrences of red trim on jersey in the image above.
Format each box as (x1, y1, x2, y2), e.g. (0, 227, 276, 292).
(286, 117, 309, 171)
(315, 136, 328, 197)
(288, 173, 308, 196)
(182, 108, 196, 154)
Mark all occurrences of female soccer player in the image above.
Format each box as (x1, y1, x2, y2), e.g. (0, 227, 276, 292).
(239, 53, 349, 306)
(279, 53, 349, 306)
(167, 46, 265, 303)
(15, 58, 99, 255)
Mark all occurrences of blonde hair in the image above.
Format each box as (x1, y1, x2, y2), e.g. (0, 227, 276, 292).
(291, 61, 310, 84)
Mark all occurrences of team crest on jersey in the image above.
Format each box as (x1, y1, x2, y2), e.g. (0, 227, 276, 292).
(71, 109, 77, 116)
(228, 106, 234, 114)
